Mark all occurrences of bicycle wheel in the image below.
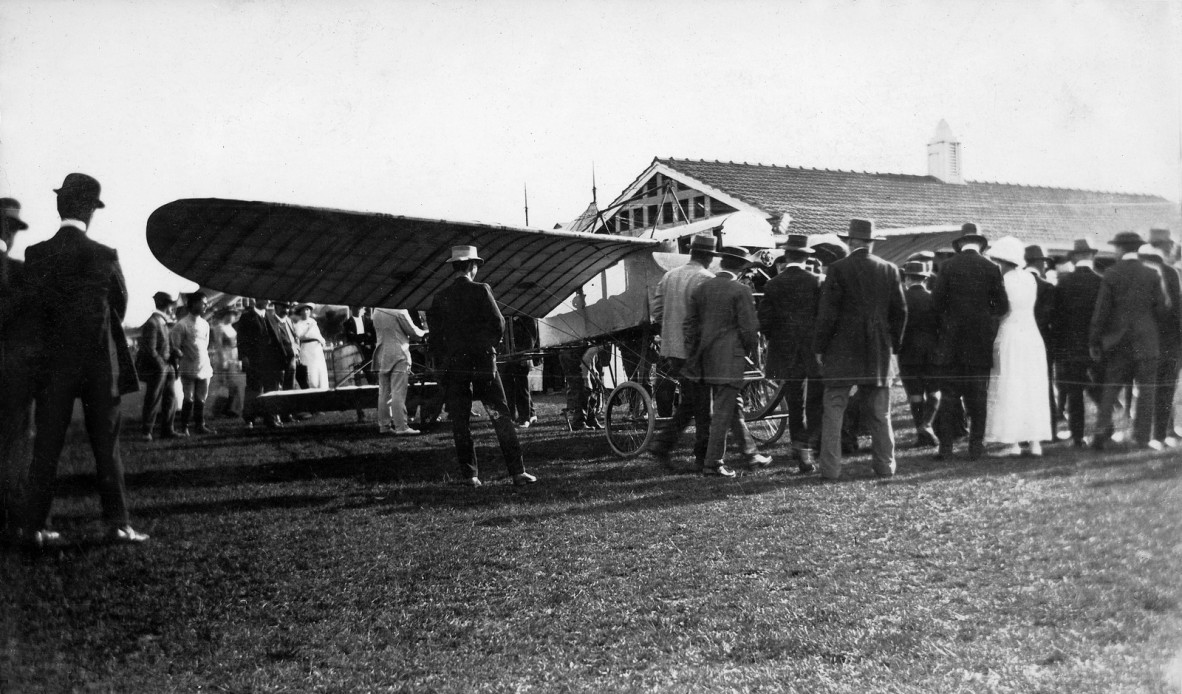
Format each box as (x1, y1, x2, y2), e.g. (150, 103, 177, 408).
(605, 381, 656, 458)
(743, 379, 787, 447)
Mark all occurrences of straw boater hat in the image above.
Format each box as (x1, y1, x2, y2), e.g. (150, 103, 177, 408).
(448, 245, 484, 264)
(840, 218, 884, 242)
(987, 236, 1026, 267)
(1, 198, 29, 232)
(902, 261, 932, 278)
(953, 222, 988, 251)
(716, 245, 757, 268)
(780, 233, 814, 255)
(54, 173, 105, 208)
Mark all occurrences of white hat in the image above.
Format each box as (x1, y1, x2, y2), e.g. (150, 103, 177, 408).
(1138, 243, 1164, 260)
(986, 235, 1026, 267)
(447, 245, 483, 264)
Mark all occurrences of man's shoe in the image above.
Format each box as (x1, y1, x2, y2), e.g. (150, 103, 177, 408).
(933, 444, 953, 461)
(915, 428, 939, 448)
(393, 428, 422, 436)
(1072, 437, 1088, 449)
(109, 526, 149, 544)
(378, 426, 394, 434)
(1142, 439, 1165, 452)
(21, 528, 66, 549)
(587, 420, 604, 430)
(142, 432, 153, 442)
(1028, 441, 1043, 457)
(1164, 436, 1180, 448)
(967, 442, 984, 461)
(526, 415, 538, 426)
(745, 453, 772, 468)
(513, 472, 537, 486)
(1092, 434, 1110, 451)
(458, 477, 482, 488)
(702, 465, 736, 478)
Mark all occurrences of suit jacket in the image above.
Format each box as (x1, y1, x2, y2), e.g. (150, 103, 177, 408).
(23, 225, 138, 395)
(931, 249, 1009, 370)
(898, 283, 938, 368)
(234, 309, 294, 373)
(428, 275, 505, 378)
(136, 311, 176, 377)
(342, 314, 376, 354)
(684, 272, 759, 386)
(1050, 265, 1103, 362)
(758, 264, 821, 379)
(813, 248, 907, 387)
(651, 261, 714, 359)
(372, 308, 425, 372)
(1028, 268, 1055, 348)
(1153, 261, 1182, 357)
(1089, 257, 1168, 359)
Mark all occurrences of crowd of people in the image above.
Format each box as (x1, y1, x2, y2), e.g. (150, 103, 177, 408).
(1, 172, 1177, 547)
(646, 220, 1182, 480)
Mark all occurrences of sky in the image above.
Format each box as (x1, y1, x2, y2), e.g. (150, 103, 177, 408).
(1, 0, 1179, 324)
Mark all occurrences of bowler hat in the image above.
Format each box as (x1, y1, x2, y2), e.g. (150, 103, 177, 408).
(152, 291, 176, 305)
(1024, 244, 1049, 263)
(780, 233, 814, 255)
(1109, 231, 1145, 247)
(840, 218, 884, 241)
(952, 222, 988, 251)
(716, 245, 756, 268)
(1149, 228, 1173, 246)
(447, 245, 484, 264)
(1069, 238, 1098, 256)
(902, 261, 932, 278)
(54, 173, 105, 208)
(0, 198, 28, 231)
(689, 233, 718, 255)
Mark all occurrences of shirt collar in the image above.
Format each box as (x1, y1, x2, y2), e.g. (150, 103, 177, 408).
(1122, 252, 1140, 260)
(60, 218, 87, 232)
(716, 270, 737, 280)
(782, 262, 807, 270)
(1075, 259, 1094, 269)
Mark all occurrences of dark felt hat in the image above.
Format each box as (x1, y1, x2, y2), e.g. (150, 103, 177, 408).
(152, 291, 176, 305)
(780, 233, 814, 255)
(840, 218, 884, 241)
(0, 198, 29, 231)
(1069, 238, 1099, 256)
(902, 261, 932, 278)
(54, 173, 105, 208)
(907, 251, 935, 263)
(689, 232, 718, 255)
(953, 222, 988, 250)
(716, 245, 756, 268)
(1109, 231, 1145, 247)
(1149, 228, 1173, 246)
(1024, 244, 1049, 263)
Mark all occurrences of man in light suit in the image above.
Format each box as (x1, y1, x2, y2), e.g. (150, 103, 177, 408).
(684, 246, 772, 477)
(373, 307, 427, 435)
(137, 291, 181, 440)
(20, 174, 147, 546)
(813, 219, 908, 480)
(428, 246, 535, 487)
(1090, 231, 1169, 450)
(1, 198, 37, 538)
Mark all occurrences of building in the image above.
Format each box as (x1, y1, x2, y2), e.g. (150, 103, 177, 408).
(585, 121, 1181, 261)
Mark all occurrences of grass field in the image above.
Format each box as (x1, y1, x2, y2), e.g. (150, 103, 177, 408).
(2, 391, 1180, 693)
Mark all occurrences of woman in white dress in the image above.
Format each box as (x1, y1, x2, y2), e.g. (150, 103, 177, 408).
(984, 236, 1053, 455)
(292, 303, 329, 390)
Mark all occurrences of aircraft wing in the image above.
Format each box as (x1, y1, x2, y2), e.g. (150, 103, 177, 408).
(147, 198, 660, 317)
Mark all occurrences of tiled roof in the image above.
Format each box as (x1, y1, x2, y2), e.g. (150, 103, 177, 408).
(657, 157, 1180, 248)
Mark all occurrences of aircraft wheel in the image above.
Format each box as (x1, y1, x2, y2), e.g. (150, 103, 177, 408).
(605, 381, 655, 458)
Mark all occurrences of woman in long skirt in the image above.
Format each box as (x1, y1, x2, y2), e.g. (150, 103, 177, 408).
(293, 303, 329, 390)
(984, 236, 1053, 455)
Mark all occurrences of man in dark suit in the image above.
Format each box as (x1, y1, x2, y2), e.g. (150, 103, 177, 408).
(685, 246, 771, 477)
(898, 261, 940, 448)
(1050, 239, 1104, 447)
(428, 246, 535, 487)
(758, 233, 822, 472)
(342, 305, 377, 422)
(235, 298, 294, 428)
(137, 291, 181, 440)
(813, 219, 907, 480)
(931, 223, 1009, 460)
(1, 198, 37, 538)
(1024, 244, 1062, 436)
(1090, 231, 1169, 450)
(1142, 231, 1182, 446)
(502, 315, 540, 427)
(19, 174, 147, 546)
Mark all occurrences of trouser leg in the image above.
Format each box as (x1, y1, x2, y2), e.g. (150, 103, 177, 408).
(446, 374, 478, 479)
(141, 372, 165, 435)
(80, 376, 129, 528)
(1058, 360, 1088, 442)
(705, 383, 743, 466)
(784, 376, 805, 445)
(803, 377, 824, 451)
(864, 385, 896, 477)
(1153, 354, 1179, 441)
(1133, 357, 1158, 445)
(474, 372, 524, 476)
(377, 369, 393, 429)
(820, 385, 851, 480)
(962, 376, 989, 446)
(391, 368, 410, 430)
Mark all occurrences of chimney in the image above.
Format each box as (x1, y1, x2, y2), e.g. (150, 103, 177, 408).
(927, 119, 964, 184)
